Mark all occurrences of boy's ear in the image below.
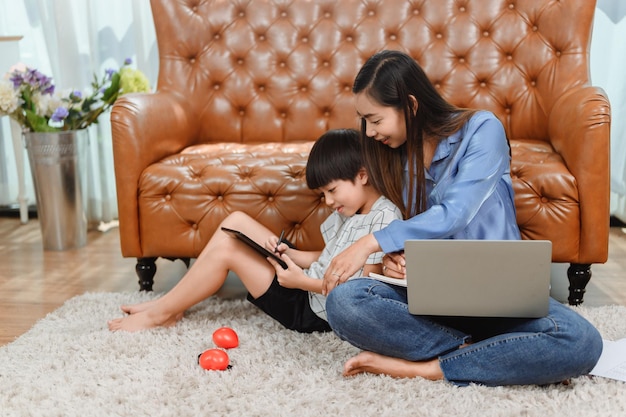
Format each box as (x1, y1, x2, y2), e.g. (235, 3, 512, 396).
(357, 167, 369, 185)
(408, 95, 418, 115)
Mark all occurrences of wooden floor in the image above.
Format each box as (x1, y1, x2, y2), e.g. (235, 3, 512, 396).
(1, 216, 626, 346)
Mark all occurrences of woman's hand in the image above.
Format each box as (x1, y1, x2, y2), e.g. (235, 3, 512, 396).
(376, 253, 407, 286)
(322, 234, 381, 295)
(382, 252, 406, 278)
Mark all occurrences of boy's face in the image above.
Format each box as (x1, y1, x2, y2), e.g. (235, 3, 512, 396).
(355, 92, 407, 149)
(317, 171, 373, 216)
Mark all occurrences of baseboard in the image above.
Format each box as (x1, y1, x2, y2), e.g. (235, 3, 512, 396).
(610, 216, 626, 228)
(0, 204, 38, 218)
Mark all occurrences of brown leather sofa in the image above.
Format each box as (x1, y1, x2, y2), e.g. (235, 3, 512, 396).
(111, 0, 610, 304)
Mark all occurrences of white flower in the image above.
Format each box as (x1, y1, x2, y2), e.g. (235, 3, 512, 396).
(0, 79, 20, 114)
(33, 89, 72, 117)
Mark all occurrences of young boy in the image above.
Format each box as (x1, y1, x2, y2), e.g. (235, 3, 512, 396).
(108, 128, 401, 333)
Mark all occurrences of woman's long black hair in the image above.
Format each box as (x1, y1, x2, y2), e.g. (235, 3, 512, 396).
(353, 50, 476, 218)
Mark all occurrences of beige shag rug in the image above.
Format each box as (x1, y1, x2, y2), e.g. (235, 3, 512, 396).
(1, 292, 625, 417)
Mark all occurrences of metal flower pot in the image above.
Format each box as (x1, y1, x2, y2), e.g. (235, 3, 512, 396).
(24, 130, 88, 250)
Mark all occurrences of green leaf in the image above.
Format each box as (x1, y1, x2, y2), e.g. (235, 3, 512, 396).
(25, 109, 59, 132)
(101, 72, 121, 102)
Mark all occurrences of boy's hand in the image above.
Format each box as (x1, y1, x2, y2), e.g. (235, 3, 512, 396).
(265, 235, 288, 254)
(266, 253, 305, 289)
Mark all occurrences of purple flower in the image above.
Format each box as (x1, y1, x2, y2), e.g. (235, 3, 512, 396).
(9, 72, 23, 89)
(105, 68, 115, 80)
(71, 90, 82, 99)
(124, 58, 132, 65)
(51, 107, 69, 122)
(13, 67, 55, 95)
(42, 83, 55, 95)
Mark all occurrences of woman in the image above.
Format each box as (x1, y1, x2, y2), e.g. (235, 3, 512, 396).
(322, 50, 602, 386)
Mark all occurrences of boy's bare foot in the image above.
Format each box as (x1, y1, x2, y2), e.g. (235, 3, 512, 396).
(120, 299, 158, 314)
(107, 308, 184, 332)
(343, 351, 444, 380)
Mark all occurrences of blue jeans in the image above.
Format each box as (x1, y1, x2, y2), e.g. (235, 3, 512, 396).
(326, 278, 603, 386)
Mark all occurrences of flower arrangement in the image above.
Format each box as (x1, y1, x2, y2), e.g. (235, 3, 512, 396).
(0, 58, 150, 132)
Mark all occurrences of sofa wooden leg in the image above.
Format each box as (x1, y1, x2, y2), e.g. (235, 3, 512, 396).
(567, 263, 591, 306)
(136, 257, 157, 291)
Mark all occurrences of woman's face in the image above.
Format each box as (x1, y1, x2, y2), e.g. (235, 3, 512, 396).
(355, 92, 407, 148)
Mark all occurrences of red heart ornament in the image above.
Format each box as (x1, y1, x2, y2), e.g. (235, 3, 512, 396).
(198, 348, 230, 371)
(212, 327, 239, 349)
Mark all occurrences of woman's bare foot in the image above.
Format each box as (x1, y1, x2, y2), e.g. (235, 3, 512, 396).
(107, 307, 184, 332)
(343, 351, 444, 380)
(120, 299, 159, 314)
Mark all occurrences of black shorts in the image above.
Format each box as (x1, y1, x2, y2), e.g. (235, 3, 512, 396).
(247, 277, 331, 333)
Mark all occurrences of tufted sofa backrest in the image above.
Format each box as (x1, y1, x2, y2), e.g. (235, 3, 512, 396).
(150, 0, 595, 145)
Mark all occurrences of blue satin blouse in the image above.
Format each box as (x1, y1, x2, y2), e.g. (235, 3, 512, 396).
(374, 111, 521, 253)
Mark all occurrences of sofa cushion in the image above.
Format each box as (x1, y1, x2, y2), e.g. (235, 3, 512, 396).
(137, 143, 331, 257)
(511, 139, 579, 261)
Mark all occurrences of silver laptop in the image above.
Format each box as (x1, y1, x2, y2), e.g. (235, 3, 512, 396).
(403, 240, 551, 318)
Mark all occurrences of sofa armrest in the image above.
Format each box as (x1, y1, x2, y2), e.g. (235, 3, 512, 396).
(548, 86, 611, 263)
(111, 91, 197, 257)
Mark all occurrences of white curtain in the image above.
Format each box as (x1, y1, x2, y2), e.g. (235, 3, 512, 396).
(0, 0, 157, 226)
(1, 1, 625, 224)
(591, 0, 626, 223)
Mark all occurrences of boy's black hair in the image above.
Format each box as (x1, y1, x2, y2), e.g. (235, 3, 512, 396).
(305, 128, 362, 190)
